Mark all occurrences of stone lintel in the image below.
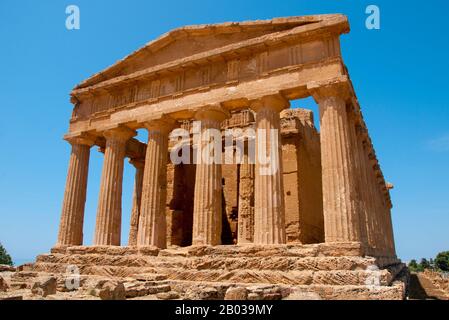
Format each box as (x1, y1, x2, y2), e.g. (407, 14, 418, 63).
(68, 59, 345, 134)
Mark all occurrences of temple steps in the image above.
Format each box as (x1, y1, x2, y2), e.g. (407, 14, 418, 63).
(50, 242, 369, 258)
(32, 253, 405, 287)
(168, 279, 408, 300)
(35, 253, 381, 271)
(27, 244, 407, 299)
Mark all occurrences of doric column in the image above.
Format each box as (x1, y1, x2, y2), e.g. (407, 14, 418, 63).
(367, 153, 380, 252)
(357, 129, 377, 251)
(308, 78, 361, 243)
(57, 134, 95, 246)
(192, 105, 230, 246)
(128, 158, 145, 247)
(369, 157, 386, 254)
(347, 112, 369, 247)
(376, 177, 395, 257)
(237, 138, 255, 244)
(94, 127, 136, 246)
(137, 118, 175, 248)
(250, 95, 289, 244)
(384, 194, 396, 257)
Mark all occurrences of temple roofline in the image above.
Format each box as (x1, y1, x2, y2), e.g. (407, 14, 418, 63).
(73, 14, 349, 94)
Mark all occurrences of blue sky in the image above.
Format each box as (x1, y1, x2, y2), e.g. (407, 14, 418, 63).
(0, 0, 448, 264)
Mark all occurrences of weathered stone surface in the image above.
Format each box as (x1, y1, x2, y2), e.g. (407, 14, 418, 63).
(0, 276, 9, 292)
(31, 276, 57, 297)
(57, 137, 93, 246)
(133, 273, 167, 281)
(0, 293, 23, 300)
(192, 107, 230, 246)
(147, 284, 171, 294)
(92, 280, 126, 300)
(224, 287, 248, 300)
(198, 287, 220, 300)
(0, 265, 16, 272)
(16, 263, 34, 272)
(156, 291, 179, 300)
(123, 281, 150, 298)
(7, 243, 408, 300)
(128, 159, 144, 247)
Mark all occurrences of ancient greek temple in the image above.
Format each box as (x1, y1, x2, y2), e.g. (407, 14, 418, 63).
(37, 15, 406, 300)
(57, 14, 395, 257)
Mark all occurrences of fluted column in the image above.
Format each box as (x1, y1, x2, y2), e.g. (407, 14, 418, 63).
(250, 95, 289, 244)
(384, 198, 396, 257)
(128, 158, 145, 246)
(309, 80, 361, 243)
(376, 178, 393, 256)
(94, 127, 136, 246)
(57, 134, 95, 246)
(357, 130, 377, 251)
(192, 105, 230, 246)
(137, 118, 175, 248)
(237, 138, 255, 244)
(380, 195, 392, 256)
(369, 158, 386, 254)
(347, 112, 368, 247)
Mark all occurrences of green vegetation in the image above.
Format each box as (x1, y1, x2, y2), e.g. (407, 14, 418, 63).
(408, 251, 449, 273)
(0, 242, 13, 266)
(434, 251, 449, 272)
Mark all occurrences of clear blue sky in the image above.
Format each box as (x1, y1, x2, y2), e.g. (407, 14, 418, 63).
(0, 0, 448, 264)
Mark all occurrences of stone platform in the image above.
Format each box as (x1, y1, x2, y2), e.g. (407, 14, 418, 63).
(10, 242, 408, 300)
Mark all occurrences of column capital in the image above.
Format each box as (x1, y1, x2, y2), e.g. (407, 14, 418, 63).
(194, 104, 230, 122)
(307, 76, 352, 104)
(250, 94, 290, 113)
(143, 115, 177, 133)
(103, 126, 136, 142)
(64, 133, 96, 147)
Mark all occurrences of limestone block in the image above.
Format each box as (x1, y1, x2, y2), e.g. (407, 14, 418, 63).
(147, 284, 171, 294)
(0, 293, 23, 300)
(224, 287, 248, 300)
(31, 276, 57, 297)
(0, 265, 16, 272)
(156, 291, 180, 300)
(91, 280, 126, 300)
(123, 282, 150, 298)
(0, 276, 9, 292)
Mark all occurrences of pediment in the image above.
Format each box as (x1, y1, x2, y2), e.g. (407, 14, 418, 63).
(75, 14, 348, 90)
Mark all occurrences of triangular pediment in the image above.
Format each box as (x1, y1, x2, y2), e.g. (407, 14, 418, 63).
(75, 14, 348, 90)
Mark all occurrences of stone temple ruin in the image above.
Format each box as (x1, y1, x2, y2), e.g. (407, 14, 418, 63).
(4, 15, 409, 300)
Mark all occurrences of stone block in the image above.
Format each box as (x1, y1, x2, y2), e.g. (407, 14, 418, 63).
(224, 287, 248, 300)
(31, 276, 57, 297)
